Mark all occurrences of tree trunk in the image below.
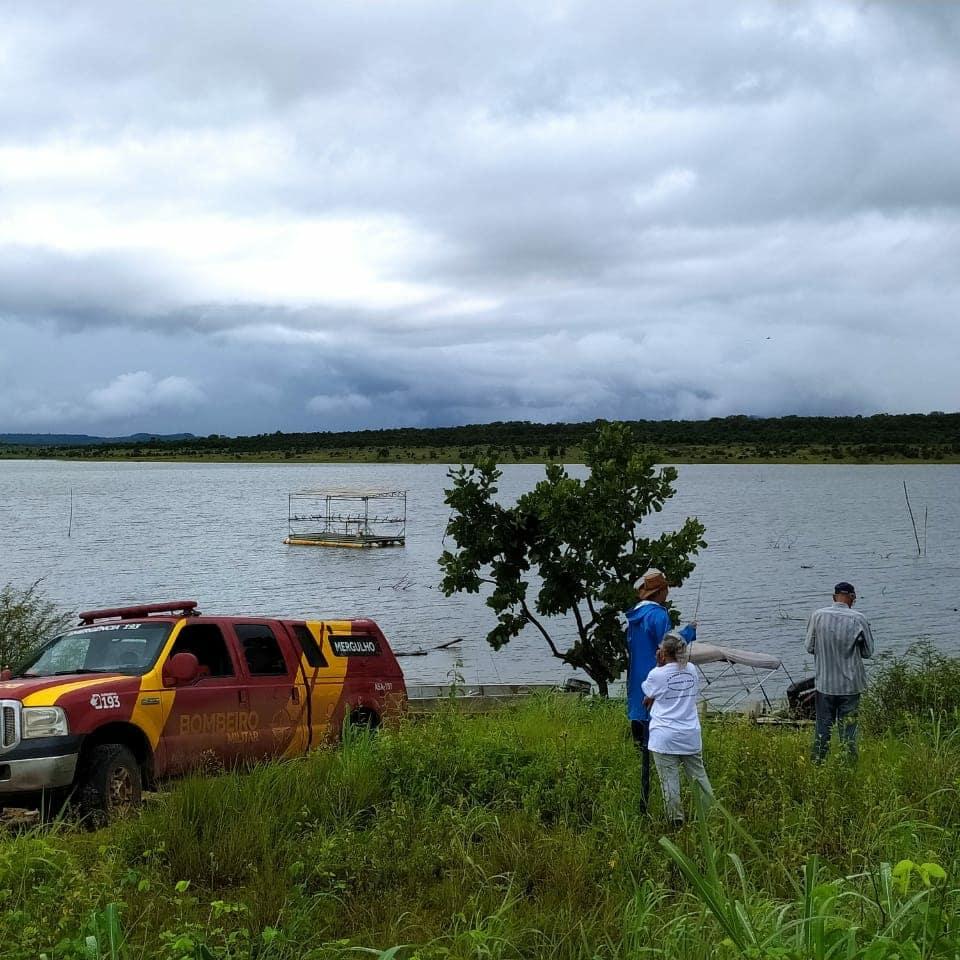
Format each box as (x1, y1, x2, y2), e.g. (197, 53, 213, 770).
(595, 676, 609, 697)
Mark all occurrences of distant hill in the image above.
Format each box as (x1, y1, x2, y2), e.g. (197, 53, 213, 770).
(0, 432, 196, 446)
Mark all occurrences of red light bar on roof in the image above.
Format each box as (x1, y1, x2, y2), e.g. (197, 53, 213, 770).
(78, 600, 199, 625)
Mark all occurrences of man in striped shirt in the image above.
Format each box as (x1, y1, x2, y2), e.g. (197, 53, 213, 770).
(805, 581, 875, 762)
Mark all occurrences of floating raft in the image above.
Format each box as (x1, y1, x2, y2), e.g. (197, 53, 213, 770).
(284, 533, 406, 549)
(284, 487, 407, 549)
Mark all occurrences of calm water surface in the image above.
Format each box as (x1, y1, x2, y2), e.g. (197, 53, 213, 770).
(1, 460, 958, 694)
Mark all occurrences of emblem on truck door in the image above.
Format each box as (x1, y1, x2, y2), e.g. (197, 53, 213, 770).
(90, 692, 121, 709)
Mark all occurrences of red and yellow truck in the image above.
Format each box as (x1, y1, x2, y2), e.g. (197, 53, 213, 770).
(0, 600, 406, 821)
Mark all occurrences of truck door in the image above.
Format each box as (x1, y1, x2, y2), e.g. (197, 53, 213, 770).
(230, 621, 306, 761)
(282, 620, 348, 746)
(156, 620, 248, 775)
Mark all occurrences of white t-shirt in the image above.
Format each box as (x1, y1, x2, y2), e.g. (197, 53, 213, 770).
(641, 662, 702, 755)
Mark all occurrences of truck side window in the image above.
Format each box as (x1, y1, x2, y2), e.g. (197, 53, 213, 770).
(170, 624, 235, 677)
(235, 623, 288, 676)
(291, 624, 328, 668)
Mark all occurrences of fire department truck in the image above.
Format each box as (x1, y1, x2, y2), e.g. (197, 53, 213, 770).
(0, 600, 406, 822)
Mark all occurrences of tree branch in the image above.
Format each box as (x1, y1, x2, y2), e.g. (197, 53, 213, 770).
(571, 601, 588, 642)
(584, 593, 598, 627)
(520, 599, 564, 659)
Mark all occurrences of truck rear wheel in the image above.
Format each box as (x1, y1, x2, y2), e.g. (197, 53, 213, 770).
(76, 744, 142, 827)
(345, 708, 381, 736)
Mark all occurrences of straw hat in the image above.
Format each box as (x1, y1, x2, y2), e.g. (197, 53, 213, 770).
(634, 567, 669, 599)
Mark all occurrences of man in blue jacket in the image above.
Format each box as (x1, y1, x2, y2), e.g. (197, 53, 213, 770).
(626, 568, 697, 812)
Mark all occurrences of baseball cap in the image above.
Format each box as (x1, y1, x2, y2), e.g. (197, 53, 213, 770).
(834, 581, 856, 596)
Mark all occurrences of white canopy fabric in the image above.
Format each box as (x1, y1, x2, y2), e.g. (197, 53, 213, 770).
(689, 642, 782, 671)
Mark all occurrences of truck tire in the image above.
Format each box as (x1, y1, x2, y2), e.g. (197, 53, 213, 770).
(76, 744, 142, 827)
(345, 708, 380, 736)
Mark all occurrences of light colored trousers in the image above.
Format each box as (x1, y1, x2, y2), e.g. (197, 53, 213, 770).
(651, 751, 713, 822)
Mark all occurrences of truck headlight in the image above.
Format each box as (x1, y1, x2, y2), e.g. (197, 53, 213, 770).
(21, 706, 70, 738)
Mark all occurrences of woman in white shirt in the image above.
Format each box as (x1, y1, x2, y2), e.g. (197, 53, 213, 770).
(641, 631, 713, 826)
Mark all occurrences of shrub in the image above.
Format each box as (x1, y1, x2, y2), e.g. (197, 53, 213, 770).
(0, 580, 71, 671)
(861, 640, 960, 734)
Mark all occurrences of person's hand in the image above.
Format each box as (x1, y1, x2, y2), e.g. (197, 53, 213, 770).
(643, 696, 654, 710)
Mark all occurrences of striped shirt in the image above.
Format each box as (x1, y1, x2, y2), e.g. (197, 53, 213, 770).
(805, 602, 875, 695)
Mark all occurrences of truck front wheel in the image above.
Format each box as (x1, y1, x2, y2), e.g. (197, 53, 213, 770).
(76, 744, 143, 827)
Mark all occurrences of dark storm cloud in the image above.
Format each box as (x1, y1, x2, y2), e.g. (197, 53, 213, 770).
(1, 1, 958, 432)
(0, 247, 181, 327)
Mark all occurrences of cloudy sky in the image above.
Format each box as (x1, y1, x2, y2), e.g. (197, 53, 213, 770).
(1, 1, 958, 436)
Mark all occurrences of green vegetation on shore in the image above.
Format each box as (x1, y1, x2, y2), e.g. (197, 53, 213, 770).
(2, 647, 959, 959)
(2, 412, 959, 464)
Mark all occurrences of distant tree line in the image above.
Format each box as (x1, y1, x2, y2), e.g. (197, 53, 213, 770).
(2, 412, 959, 460)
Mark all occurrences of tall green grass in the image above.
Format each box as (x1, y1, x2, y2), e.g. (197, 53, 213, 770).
(2, 691, 958, 959)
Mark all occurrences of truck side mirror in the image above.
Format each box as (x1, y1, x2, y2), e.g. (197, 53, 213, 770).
(162, 652, 201, 687)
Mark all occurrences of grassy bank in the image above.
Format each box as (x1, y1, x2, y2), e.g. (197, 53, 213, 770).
(2, 702, 957, 958)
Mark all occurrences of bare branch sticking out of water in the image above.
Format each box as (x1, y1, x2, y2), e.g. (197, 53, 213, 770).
(396, 637, 467, 656)
(769, 534, 797, 550)
(777, 601, 806, 622)
(903, 480, 921, 557)
(379, 574, 413, 592)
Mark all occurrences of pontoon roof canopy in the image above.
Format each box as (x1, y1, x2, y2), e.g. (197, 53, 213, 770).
(689, 642, 782, 670)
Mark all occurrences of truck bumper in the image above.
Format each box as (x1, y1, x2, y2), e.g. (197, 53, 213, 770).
(0, 753, 78, 795)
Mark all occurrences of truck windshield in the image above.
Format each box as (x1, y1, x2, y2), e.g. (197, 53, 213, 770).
(18, 622, 173, 677)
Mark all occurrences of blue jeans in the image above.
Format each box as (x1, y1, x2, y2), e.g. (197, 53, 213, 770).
(812, 692, 861, 763)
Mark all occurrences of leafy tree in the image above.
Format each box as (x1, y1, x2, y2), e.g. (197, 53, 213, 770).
(0, 580, 71, 670)
(439, 423, 706, 695)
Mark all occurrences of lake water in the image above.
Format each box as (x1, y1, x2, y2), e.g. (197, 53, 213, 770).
(1, 460, 958, 695)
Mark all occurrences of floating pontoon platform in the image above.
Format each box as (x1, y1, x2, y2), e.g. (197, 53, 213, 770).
(284, 488, 407, 549)
(284, 533, 406, 549)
